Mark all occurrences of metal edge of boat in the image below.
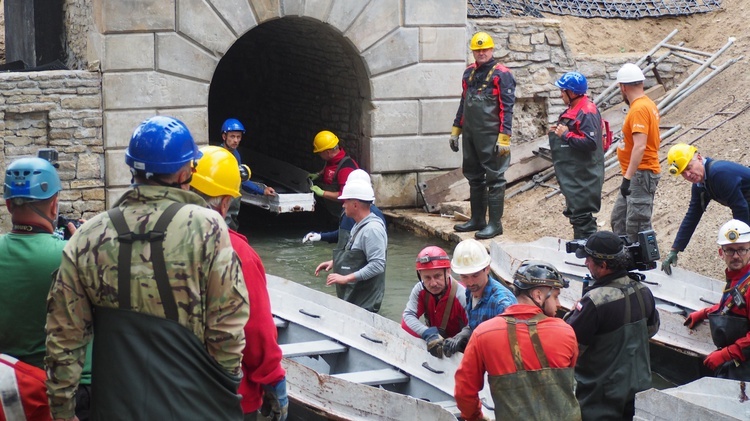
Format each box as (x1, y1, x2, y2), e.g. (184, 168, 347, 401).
(267, 274, 496, 420)
(488, 237, 716, 357)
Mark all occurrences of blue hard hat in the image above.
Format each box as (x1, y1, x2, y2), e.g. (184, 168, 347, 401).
(221, 118, 245, 134)
(125, 116, 202, 174)
(555, 72, 588, 95)
(4, 157, 62, 200)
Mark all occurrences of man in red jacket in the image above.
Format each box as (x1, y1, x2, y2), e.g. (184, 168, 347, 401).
(401, 246, 468, 358)
(454, 260, 579, 421)
(190, 146, 288, 421)
(684, 219, 750, 380)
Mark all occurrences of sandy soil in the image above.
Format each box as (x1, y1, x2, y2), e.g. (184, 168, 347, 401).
(500, 0, 750, 278)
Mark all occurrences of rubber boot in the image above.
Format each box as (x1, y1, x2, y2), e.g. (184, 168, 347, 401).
(571, 214, 597, 240)
(476, 187, 504, 239)
(454, 187, 487, 232)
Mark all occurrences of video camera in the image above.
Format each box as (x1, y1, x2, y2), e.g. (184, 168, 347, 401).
(37, 148, 60, 168)
(565, 230, 661, 271)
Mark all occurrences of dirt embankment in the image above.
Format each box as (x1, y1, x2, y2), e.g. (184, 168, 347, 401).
(502, 0, 750, 278)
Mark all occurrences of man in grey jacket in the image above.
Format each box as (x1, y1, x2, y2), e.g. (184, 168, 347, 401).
(315, 170, 388, 313)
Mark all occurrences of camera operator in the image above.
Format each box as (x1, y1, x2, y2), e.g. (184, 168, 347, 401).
(564, 231, 660, 421)
(1, 156, 91, 420)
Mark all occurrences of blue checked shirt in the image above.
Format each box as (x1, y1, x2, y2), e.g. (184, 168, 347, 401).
(465, 276, 517, 330)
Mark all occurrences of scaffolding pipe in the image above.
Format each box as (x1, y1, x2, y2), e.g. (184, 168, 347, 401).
(669, 51, 716, 69)
(658, 37, 736, 110)
(660, 57, 742, 115)
(596, 48, 677, 106)
(662, 43, 714, 57)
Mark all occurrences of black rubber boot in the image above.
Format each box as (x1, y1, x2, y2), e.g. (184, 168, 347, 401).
(454, 187, 487, 232)
(571, 214, 597, 240)
(476, 187, 504, 239)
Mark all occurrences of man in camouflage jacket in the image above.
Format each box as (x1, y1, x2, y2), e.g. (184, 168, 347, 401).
(45, 116, 249, 421)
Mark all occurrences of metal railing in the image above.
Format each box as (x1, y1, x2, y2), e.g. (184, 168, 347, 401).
(468, 0, 723, 19)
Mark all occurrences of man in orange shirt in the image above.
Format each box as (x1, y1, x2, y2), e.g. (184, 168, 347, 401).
(454, 261, 579, 421)
(612, 63, 661, 242)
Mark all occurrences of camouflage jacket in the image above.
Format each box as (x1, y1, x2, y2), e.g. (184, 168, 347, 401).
(45, 185, 249, 418)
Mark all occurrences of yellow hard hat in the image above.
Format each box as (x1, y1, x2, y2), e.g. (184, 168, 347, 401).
(667, 143, 698, 176)
(313, 130, 339, 153)
(190, 146, 241, 198)
(470, 32, 494, 50)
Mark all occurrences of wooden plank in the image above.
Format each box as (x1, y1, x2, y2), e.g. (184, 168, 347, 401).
(332, 368, 410, 386)
(280, 339, 347, 358)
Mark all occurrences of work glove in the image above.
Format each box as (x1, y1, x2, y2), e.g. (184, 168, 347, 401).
(494, 133, 511, 156)
(310, 185, 324, 197)
(661, 250, 679, 275)
(239, 164, 251, 182)
(619, 177, 631, 198)
(261, 378, 288, 421)
(421, 327, 445, 359)
(302, 232, 322, 244)
(704, 344, 744, 371)
(683, 307, 710, 329)
(308, 172, 320, 181)
(449, 127, 461, 152)
(443, 325, 472, 358)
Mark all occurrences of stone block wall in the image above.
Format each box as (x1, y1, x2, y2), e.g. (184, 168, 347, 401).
(64, 0, 94, 70)
(0, 71, 104, 231)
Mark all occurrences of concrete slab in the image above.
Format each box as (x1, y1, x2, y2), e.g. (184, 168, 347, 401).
(369, 135, 461, 173)
(405, 0, 465, 25)
(103, 110, 156, 149)
(370, 63, 465, 100)
(345, 0, 400, 52)
(370, 100, 419, 136)
(102, 72, 209, 109)
(420, 27, 466, 62)
(103, 34, 154, 71)
(362, 27, 419, 76)
(420, 99, 460, 135)
(372, 172, 417, 208)
(635, 377, 750, 421)
(160, 108, 209, 143)
(156, 33, 218, 82)
(178, 0, 236, 54)
(105, 149, 129, 188)
(211, 0, 258, 36)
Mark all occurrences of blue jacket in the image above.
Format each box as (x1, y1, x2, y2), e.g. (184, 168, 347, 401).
(320, 205, 387, 243)
(672, 158, 750, 251)
(464, 276, 517, 330)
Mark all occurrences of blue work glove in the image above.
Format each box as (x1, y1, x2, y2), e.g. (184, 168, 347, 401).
(308, 172, 320, 181)
(443, 325, 472, 358)
(421, 327, 444, 358)
(261, 378, 288, 421)
(619, 177, 631, 198)
(661, 250, 679, 275)
(310, 185, 325, 197)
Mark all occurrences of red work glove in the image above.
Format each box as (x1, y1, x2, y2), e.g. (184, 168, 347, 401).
(703, 344, 744, 371)
(683, 308, 710, 329)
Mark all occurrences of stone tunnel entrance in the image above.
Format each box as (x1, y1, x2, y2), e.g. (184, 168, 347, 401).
(208, 17, 370, 175)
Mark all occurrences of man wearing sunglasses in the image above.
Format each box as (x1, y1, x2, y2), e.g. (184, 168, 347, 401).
(565, 230, 659, 420)
(401, 246, 468, 358)
(661, 143, 750, 275)
(684, 219, 750, 380)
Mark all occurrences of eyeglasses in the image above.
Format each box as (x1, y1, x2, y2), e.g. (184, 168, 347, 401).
(721, 247, 750, 257)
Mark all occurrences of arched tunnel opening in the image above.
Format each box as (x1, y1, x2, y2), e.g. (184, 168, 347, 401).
(208, 17, 371, 231)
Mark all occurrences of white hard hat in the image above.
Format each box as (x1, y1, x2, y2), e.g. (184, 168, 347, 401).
(616, 63, 645, 84)
(338, 179, 375, 201)
(451, 238, 491, 275)
(347, 169, 371, 184)
(717, 219, 750, 245)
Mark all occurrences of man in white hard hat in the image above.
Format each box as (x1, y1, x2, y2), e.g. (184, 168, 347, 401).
(611, 63, 661, 243)
(315, 170, 387, 313)
(684, 219, 750, 380)
(443, 238, 516, 357)
(661, 143, 750, 275)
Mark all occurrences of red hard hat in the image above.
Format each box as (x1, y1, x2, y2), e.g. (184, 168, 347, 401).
(416, 246, 451, 271)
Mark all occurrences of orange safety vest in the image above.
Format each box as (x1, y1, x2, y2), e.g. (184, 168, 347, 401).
(0, 354, 52, 421)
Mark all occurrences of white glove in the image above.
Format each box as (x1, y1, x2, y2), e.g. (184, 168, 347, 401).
(302, 232, 321, 244)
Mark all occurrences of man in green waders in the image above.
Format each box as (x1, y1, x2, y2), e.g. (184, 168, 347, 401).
(549, 71, 605, 239)
(45, 116, 249, 421)
(314, 170, 387, 313)
(449, 31, 516, 239)
(565, 231, 660, 420)
(455, 261, 580, 421)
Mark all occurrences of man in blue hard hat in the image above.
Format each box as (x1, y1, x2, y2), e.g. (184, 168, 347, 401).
(220, 118, 276, 230)
(549, 71, 605, 239)
(45, 116, 249, 420)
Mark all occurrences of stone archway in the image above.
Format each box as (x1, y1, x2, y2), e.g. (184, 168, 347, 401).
(95, 0, 467, 207)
